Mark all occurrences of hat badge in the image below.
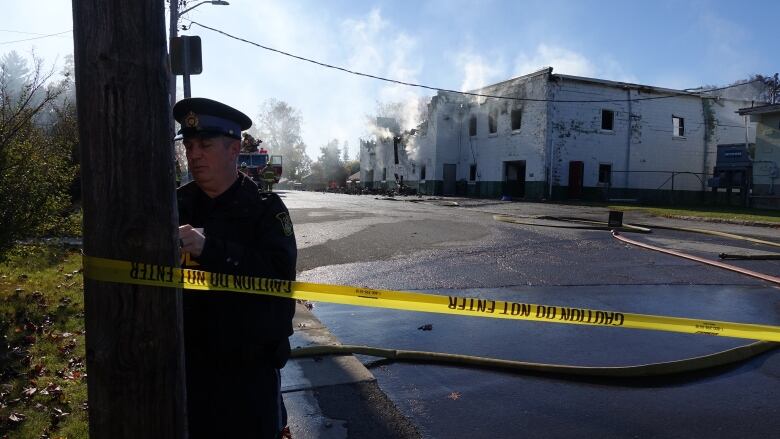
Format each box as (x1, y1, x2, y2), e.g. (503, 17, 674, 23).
(184, 111, 199, 128)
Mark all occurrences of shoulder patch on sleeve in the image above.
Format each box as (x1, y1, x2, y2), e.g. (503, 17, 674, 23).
(275, 212, 294, 237)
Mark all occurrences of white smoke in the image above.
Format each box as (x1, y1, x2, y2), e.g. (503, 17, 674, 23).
(365, 95, 430, 161)
(405, 133, 420, 161)
(369, 123, 393, 140)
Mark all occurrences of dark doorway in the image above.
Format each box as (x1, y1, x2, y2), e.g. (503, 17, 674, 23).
(504, 161, 526, 198)
(365, 170, 374, 188)
(443, 164, 456, 195)
(568, 161, 584, 198)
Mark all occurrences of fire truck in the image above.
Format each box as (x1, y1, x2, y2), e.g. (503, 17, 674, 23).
(238, 147, 283, 192)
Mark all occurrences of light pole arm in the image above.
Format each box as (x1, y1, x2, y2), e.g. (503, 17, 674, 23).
(179, 0, 229, 17)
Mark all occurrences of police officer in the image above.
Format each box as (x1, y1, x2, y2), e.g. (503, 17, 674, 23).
(174, 97, 296, 438)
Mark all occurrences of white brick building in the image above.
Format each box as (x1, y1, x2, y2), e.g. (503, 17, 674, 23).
(360, 68, 757, 203)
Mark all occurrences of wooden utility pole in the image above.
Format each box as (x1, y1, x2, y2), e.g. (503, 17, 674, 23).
(72, 0, 187, 437)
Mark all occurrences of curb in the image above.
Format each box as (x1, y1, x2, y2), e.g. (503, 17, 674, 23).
(281, 302, 376, 438)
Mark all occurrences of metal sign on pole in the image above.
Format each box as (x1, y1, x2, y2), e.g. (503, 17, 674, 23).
(171, 35, 203, 98)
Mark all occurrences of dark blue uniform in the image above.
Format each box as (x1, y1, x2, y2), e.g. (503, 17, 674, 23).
(178, 172, 296, 438)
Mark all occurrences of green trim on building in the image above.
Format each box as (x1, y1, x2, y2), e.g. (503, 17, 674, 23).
(552, 185, 749, 206)
(523, 182, 547, 199)
(378, 179, 742, 206)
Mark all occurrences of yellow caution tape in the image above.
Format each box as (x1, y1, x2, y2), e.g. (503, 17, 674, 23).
(82, 255, 780, 342)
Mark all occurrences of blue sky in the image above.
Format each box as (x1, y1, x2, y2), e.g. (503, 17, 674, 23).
(3, 0, 778, 158)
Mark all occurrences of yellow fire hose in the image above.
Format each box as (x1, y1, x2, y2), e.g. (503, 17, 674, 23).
(290, 341, 778, 378)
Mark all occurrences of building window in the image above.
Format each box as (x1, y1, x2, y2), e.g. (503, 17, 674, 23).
(488, 109, 498, 134)
(469, 115, 477, 136)
(420, 165, 426, 181)
(382, 167, 387, 181)
(673, 116, 685, 137)
(598, 164, 612, 185)
(469, 164, 477, 181)
(511, 108, 522, 131)
(601, 109, 614, 131)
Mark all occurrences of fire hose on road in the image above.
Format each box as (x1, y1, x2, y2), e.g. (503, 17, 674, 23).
(290, 340, 777, 378)
(291, 213, 779, 378)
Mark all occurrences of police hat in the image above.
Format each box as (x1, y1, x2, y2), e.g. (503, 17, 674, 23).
(173, 97, 252, 140)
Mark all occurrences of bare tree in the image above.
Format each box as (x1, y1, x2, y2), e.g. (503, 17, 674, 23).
(0, 53, 76, 257)
(714, 73, 780, 104)
(752, 73, 780, 104)
(255, 99, 312, 181)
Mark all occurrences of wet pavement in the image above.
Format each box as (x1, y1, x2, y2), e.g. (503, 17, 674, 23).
(283, 191, 780, 438)
(311, 284, 780, 438)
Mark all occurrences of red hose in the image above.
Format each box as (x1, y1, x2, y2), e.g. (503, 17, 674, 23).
(612, 231, 780, 285)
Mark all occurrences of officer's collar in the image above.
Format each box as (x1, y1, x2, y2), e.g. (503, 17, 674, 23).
(212, 174, 243, 204)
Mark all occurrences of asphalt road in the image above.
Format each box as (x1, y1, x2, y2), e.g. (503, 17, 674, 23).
(282, 190, 780, 439)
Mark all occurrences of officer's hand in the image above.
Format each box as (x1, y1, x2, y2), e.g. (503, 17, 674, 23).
(179, 225, 206, 257)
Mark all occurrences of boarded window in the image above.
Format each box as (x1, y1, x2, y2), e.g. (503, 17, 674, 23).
(673, 116, 685, 137)
(601, 110, 614, 131)
(420, 165, 426, 180)
(488, 109, 498, 134)
(469, 164, 477, 181)
(382, 167, 387, 181)
(511, 108, 522, 130)
(469, 115, 477, 136)
(598, 164, 612, 184)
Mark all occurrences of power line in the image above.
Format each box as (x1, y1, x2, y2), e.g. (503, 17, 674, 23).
(0, 29, 49, 36)
(189, 20, 759, 104)
(0, 30, 73, 45)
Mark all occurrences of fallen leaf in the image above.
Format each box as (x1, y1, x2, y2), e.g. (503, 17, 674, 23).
(447, 392, 461, 400)
(22, 387, 37, 397)
(68, 357, 84, 369)
(29, 364, 45, 377)
(417, 324, 433, 331)
(59, 339, 77, 355)
(9, 412, 26, 422)
(52, 408, 70, 418)
(41, 383, 62, 398)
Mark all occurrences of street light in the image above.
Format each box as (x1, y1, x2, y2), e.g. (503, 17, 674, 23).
(179, 1, 230, 17)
